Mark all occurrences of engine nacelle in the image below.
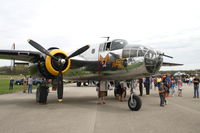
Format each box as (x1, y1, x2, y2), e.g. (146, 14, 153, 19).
(43, 49, 71, 77)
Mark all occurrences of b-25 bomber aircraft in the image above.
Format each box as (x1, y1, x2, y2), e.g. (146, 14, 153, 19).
(0, 39, 182, 111)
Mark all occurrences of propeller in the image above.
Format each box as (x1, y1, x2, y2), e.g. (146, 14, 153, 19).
(67, 45, 90, 59)
(28, 39, 90, 102)
(28, 39, 59, 61)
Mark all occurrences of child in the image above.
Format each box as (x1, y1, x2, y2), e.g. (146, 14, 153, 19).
(119, 81, 127, 102)
(177, 77, 183, 97)
(170, 77, 176, 96)
(158, 83, 167, 107)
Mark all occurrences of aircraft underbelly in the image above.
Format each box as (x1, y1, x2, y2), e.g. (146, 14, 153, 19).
(65, 60, 151, 81)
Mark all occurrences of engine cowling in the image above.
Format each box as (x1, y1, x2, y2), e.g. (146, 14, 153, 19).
(45, 49, 71, 76)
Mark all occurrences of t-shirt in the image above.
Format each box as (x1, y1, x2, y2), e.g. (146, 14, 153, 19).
(157, 78, 162, 83)
(10, 79, 14, 84)
(120, 81, 127, 89)
(193, 78, 200, 86)
(159, 86, 166, 94)
(100, 81, 108, 91)
(28, 78, 33, 85)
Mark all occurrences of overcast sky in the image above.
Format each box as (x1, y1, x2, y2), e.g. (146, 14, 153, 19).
(0, 0, 200, 70)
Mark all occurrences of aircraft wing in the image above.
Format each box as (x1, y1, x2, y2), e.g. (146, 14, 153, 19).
(0, 49, 97, 67)
(162, 62, 183, 66)
(0, 50, 42, 63)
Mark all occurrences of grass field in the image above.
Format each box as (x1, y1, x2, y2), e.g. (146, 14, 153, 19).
(0, 79, 24, 94)
(0, 74, 22, 94)
(0, 79, 40, 94)
(0, 75, 39, 94)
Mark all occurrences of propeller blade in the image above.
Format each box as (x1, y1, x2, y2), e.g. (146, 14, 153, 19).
(68, 45, 90, 59)
(28, 39, 59, 61)
(57, 64, 63, 102)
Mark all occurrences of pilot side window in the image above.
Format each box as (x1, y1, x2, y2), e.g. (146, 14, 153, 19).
(103, 42, 111, 51)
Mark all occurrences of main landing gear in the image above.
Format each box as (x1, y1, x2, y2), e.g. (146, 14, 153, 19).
(36, 85, 49, 104)
(128, 94, 142, 111)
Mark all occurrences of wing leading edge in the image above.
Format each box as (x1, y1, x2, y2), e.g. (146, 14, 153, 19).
(0, 50, 42, 63)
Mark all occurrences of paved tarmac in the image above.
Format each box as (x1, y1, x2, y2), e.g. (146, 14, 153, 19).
(0, 83, 200, 133)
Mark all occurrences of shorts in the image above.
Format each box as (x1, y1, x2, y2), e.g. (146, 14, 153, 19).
(99, 91, 107, 97)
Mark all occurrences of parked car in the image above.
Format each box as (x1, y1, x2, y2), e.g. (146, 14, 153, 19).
(15, 79, 23, 85)
(15, 78, 43, 85)
(33, 79, 43, 85)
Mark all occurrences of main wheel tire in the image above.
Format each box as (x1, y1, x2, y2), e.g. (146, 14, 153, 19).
(77, 82, 82, 87)
(36, 86, 48, 104)
(128, 95, 142, 111)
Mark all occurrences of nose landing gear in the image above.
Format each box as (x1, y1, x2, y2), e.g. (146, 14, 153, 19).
(128, 94, 142, 111)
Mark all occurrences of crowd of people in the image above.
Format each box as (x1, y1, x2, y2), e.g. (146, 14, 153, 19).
(138, 74, 199, 107)
(95, 74, 200, 107)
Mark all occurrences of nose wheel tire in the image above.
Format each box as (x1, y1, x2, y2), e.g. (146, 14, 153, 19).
(128, 95, 142, 111)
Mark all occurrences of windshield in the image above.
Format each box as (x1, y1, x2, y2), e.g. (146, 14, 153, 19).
(122, 45, 148, 58)
(110, 39, 128, 51)
(145, 49, 157, 59)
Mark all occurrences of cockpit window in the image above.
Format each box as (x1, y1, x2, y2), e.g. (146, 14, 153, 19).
(110, 39, 127, 51)
(145, 49, 157, 59)
(122, 45, 146, 58)
(103, 42, 111, 51)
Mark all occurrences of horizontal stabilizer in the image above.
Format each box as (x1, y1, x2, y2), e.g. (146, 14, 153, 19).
(162, 62, 183, 66)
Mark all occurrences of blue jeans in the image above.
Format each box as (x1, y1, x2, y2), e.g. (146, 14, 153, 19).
(28, 84, 32, 93)
(194, 85, 199, 97)
(159, 93, 165, 106)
